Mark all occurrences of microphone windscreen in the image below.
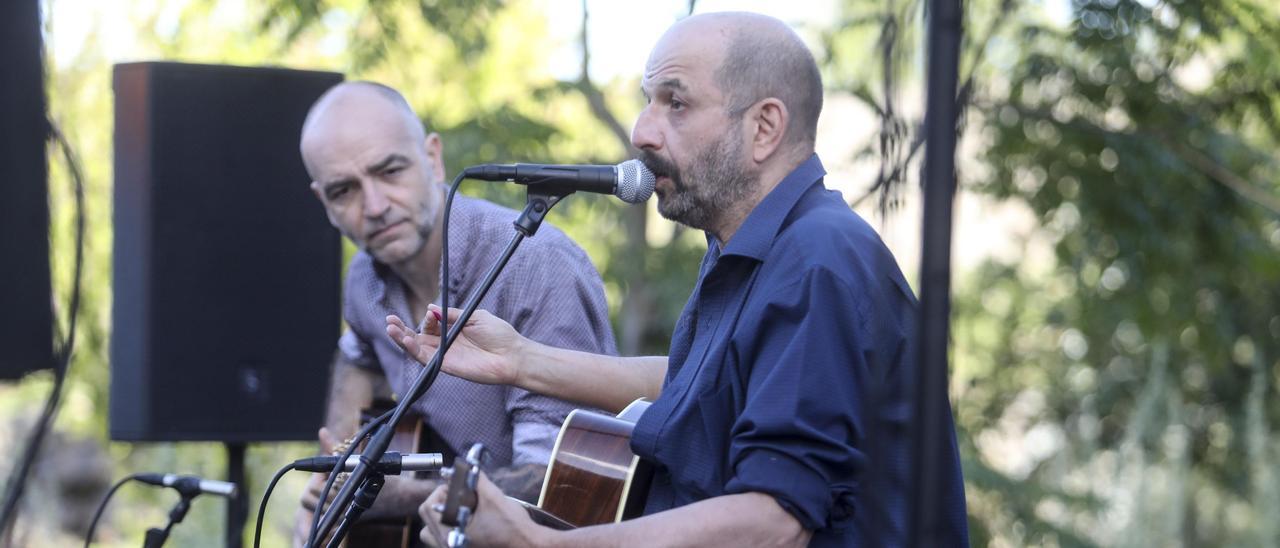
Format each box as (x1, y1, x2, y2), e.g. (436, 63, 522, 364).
(615, 159, 656, 204)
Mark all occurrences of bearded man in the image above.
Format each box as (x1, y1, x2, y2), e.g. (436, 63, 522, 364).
(390, 12, 969, 547)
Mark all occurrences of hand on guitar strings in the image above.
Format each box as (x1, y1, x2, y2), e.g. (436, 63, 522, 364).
(419, 471, 541, 548)
(386, 304, 524, 386)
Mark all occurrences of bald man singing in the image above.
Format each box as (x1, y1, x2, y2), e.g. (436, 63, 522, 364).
(392, 12, 969, 547)
(293, 82, 616, 542)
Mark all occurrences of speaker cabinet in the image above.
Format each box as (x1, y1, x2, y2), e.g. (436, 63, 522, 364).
(0, 0, 54, 380)
(111, 62, 343, 441)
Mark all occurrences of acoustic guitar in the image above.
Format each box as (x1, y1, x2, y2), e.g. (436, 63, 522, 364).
(440, 399, 653, 541)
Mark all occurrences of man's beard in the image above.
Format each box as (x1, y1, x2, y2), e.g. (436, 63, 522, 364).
(641, 122, 757, 233)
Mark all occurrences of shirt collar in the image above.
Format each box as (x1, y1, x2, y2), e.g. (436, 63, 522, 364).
(718, 154, 826, 261)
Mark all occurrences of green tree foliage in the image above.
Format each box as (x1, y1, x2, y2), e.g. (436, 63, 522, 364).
(822, 0, 1280, 544)
(955, 0, 1280, 544)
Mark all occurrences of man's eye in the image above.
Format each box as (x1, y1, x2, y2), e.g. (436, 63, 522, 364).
(671, 99, 686, 111)
(327, 186, 350, 200)
(384, 166, 404, 176)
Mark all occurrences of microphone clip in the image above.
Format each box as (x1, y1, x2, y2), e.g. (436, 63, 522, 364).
(514, 189, 569, 237)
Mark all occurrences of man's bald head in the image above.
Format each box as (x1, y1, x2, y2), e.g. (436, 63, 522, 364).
(299, 81, 427, 173)
(299, 81, 448, 266)
(666, 12, 823, 149)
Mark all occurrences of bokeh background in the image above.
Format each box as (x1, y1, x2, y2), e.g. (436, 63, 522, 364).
(3, 0, 1279, 545)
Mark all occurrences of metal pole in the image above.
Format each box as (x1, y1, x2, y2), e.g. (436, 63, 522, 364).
(911, 0, 963, 545)
(226, 442, 247, 548)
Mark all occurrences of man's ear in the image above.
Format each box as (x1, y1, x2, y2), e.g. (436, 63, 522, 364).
(748, 98, 788, 163)
(424, 132, 446, 182)
(309, 180, 325, 201)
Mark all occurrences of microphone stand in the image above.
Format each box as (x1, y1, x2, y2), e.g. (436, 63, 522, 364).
(323, 474, 384, 548)
(309, 187, 572, 547)
(141, 490, 198, 548)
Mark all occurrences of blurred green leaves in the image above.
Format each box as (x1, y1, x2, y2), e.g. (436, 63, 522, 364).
(956, 0, 1280, 544)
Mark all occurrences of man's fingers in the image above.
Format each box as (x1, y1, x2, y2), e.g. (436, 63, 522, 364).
(301, 488, 319, 512)
(475, 472, 504, 499)
(318, 427, 338, 454)
(300, 473, 325, 511)
(426, 304, 468, 324)
(387, 318, 416, 342)
(419, 483, 447, 521)
(403, 333, 443, 363)
(418, 485, 450, 548)
(386, 314, 407, 330)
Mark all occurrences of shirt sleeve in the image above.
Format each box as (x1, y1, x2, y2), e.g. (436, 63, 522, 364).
(501, 234, 619, 467)
(723, 266, 888, 532)
(337, 327, 380, 371)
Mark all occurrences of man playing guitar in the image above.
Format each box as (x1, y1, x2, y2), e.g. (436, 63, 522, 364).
(295, 81, 617, 544)
(388, 12, 969, 548)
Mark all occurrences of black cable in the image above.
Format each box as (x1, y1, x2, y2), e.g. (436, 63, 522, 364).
(83, 473, 142, 547)
(252, 463, 296, 548)
(439, 175, 465, 356)
(0, 122, 87, 539)
(50, 124, 86, 384)
(403, 174, 464, 403)
(306, 410, 390, 544)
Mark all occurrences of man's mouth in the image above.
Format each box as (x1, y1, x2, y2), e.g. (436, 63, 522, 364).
(367, 220, 405, 242)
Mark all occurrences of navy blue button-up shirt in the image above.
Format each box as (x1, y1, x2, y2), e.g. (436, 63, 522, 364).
(630, 155, 969, 546)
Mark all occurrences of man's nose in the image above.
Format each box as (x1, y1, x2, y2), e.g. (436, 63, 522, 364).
(362, 181, 391, 218)
(630, 106, 663, 152)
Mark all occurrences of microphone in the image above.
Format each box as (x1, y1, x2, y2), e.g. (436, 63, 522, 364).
(135, 473, 238, 498)
(292, 452, 446, 475)
(461, 159, 655, 204)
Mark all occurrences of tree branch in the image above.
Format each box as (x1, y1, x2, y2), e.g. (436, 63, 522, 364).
(575, 0, 634, 157)
(1166, 140, 1280, 215)
(571, 0, 651, 356)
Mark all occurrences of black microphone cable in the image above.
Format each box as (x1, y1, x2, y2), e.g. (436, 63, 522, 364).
(436, 172, 466, 382)
(83, 473, 143, 547)
(0, 122, 87, 541)
(252, 462, 296, 548)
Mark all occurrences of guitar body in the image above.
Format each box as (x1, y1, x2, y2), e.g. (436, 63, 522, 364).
(440, 400, 654, 539)
(536, 399, 653, 527)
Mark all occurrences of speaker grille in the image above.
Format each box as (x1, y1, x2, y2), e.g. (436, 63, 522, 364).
(111, 62, 343, 442)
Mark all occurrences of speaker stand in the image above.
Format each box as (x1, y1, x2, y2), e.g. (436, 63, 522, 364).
(225, 442, 247, 548)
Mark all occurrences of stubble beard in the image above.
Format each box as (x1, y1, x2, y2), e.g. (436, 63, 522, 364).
(644, 119, 758, 234)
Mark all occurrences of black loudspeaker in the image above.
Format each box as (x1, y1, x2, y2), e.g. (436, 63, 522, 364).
(0, 0, 54, 380)
(110, 62, 343, 442)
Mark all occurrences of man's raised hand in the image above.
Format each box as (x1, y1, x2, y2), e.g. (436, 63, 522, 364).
(385, 304, 524, 387)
